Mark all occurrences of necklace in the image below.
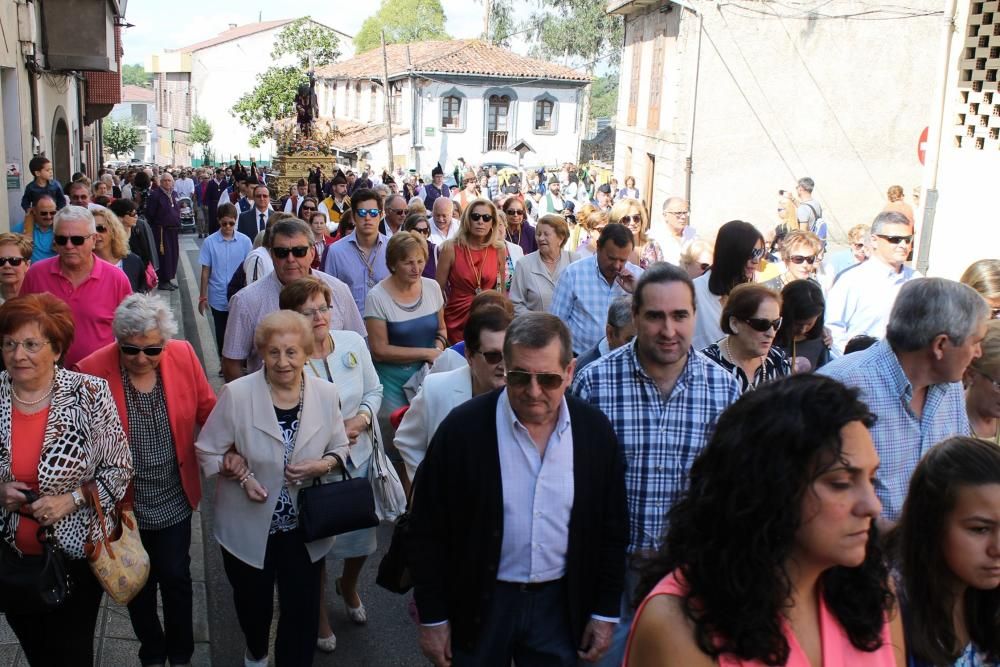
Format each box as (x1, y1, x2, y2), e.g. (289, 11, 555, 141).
(506, 225, 521, 247)
(722, 337, 766, 388)
(353, 237, 380, 288)
(12, 377, 56, 406)
(389, 281, 424, 312)
(307, 334, 336, 383)
(463, 244, 490, 294)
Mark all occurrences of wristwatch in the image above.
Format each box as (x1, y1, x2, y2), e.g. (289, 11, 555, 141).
(71, 489, 85, 508)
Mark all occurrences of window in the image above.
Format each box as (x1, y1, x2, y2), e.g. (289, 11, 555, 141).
(370, 83, 377, 120)
(628, 41, 642, 127)
(441, 93, 465, 131)
(487, 94, 511, 150)
(390, 82, 403, 124)
(353, 82, 361, 119)
(535, 100, 553, 131)
(648, 30, 666, 131)
(131, 104, 147, 126)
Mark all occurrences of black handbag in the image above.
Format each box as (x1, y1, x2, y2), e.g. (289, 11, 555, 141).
(0, 493, 74, 614)
(376, 511, 413, 594)
(297, 453, 379, 542)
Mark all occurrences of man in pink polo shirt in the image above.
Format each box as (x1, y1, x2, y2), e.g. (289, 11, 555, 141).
(20, 205, 132, 367)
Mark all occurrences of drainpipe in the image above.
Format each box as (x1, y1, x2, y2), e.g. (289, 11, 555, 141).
(681, 1, 703, 205)
(914, 0, 958, 275)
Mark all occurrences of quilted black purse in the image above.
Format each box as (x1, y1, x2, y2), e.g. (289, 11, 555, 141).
(297, 453, 379, 542)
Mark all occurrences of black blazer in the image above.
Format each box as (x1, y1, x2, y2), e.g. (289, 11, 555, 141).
(408, 390, 628, 651)
(237, 208, 272, 241)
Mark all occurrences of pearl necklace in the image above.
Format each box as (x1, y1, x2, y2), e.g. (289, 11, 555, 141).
(722, 337, 766, 377)
(12, 378, 56, 406)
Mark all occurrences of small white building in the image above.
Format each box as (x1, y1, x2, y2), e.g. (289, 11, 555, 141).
(109, 85, 156, 163)
(146, 18, 352, 167)
(314, 40, 591, 174)
(607, 0, 942, 243)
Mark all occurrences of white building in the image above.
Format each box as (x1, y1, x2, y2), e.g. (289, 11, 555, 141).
(314, 40, 591, 174)
(607, 0, 942, 243)
(109, 85, 156, 163)
(146, 18, 352, 167)
(1, 0, 124, 229)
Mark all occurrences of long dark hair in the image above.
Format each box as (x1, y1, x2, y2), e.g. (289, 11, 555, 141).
(775, 279, 825, 348)
(891, 437, 1000, 665)
(708, 220, 764, 297)
(636, 374, 892, 664)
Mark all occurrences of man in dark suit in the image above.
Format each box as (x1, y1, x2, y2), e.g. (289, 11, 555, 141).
(237, 184, 273, 241)
(205, 168, 225, 235)
(409, 312, 627, 667)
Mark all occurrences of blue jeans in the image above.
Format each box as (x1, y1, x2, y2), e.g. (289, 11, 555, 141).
(452, 579, 577, 667)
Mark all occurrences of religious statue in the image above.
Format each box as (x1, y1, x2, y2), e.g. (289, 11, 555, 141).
(295, 71, 319, 138)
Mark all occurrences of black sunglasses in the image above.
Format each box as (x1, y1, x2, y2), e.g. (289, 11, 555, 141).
(272, 246, 311, 259)
(0, 257, 25, 267)
(875, 234, 913, 245)
(743, 317, 783, 333)
(788, 255, 816, 265)
(300, 206, 316, 212)
(470, 213, 493, 222)
(119, 343, 164, 356)
(95, 225, 108, 234)
(749, 247, 765, 262)
(506, 369, 564, 390)
(474, 350, 504, 365)
(413, 227, 431, 235)
(53, 235, 91, 246)
(618, 214, 642, 225)
(503, 209, 525, 217)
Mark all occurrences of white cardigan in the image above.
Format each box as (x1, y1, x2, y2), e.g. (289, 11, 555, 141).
(195, 370, 351, 568)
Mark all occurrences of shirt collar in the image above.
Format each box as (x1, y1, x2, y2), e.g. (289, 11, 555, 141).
(499, 388, 572, 438)
(625, 338, 696, 393)
(874, 338, 913, 399)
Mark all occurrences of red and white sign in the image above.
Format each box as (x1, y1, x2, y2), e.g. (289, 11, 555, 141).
(918, 126, 928, 165)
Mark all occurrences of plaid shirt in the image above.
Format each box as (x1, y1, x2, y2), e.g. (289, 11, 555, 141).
(818, 339, 970, 521)
(572, 342, 741, 554)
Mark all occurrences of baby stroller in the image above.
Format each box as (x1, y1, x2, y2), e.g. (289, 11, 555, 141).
(178, 197, 196, 234)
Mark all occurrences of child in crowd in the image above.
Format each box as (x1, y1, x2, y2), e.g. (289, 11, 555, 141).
(19, 156, 66, 214)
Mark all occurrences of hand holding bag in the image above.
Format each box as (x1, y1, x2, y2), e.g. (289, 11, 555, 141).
(84, 483, 150, 605)
(368, 425, 406, 522)
(297, 453, 379, 542)
(0, 491, 74, 613)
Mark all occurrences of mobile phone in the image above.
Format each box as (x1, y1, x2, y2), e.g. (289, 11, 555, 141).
(22, 489, 38, 504)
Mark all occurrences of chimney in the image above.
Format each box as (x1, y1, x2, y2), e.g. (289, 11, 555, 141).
(228, 23, 237, 30)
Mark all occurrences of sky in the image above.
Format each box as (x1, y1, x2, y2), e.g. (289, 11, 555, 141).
(120, 1, 535, 66)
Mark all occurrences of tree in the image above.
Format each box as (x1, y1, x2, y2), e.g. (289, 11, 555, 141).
(482, 0, 517, 47)
(231, 67, 308, 147)
(271, 17, 341, 69)
(354, 0, 449, 54)
(122, 63, 151, 88)
(104, 120, 141, 159)
(190, 115, 214, 163)
(589, 75, 619, 120)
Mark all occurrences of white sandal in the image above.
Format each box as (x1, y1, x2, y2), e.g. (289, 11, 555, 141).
(316, 632, 338, 653)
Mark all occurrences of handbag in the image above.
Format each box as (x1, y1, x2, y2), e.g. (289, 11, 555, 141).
(368, 424, 406, 522)
(0, 492, 74, 613)
(144, 261, 158, 290)
(83, 483, 150, 605)
(375, 511, 413, 594)
(297, 453, 379, 542)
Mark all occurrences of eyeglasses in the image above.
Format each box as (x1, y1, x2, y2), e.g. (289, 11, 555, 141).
(413, 227, 431, 235)
(618, 214, 642, 226)
(54, 235, 91, 246)
(973, 367, 1000, 391)
(749, 247, 766, 262)
(474, 349, 504, 365)
(95, 225, 108, 234)
(300, 206, 316, 212)
(666, 210, 689, 216)
(0, 257, 25, 267)
(219, 221, 236, 227)
(299, 306, 330, 318)
(852, 243, 866, 250)
(36, 211, 56, 217)
(355, 208, 381, 218)
(503, 209, 525, 217)
(742, 317, 783, 333)
(388, 208, 406, 216)
(1, 338, 50, 354)
(788, 255, 816, 265)
(470, 213, 494, 222)
(505, 369, 564, 390)
(271, 245, 311, 259)
(119, 343, 164, 356)
(875, 234, 913, 245)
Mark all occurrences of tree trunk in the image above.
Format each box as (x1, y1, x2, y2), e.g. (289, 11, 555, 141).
(578, 65, 594, 162)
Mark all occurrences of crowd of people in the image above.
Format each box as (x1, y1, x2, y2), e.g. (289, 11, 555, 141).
(0, 152, 997, 667)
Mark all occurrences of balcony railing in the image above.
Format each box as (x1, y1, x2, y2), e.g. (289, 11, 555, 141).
(487, 131, 508, 152)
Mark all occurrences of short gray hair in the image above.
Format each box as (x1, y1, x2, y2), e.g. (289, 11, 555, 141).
(870, 210, 911, 235)
(607, 296, 633, 330)
(53, 205, 96, 234)
(112, 293, 179, 340)
(269, 218, 315, 245)
(662, 196, 686, 212)
(503, 312, 573, 368)
(886, 278, 988, 352)
(797, 177, 815, 193)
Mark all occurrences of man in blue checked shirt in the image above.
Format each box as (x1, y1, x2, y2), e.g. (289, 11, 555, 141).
(820, 277, 988, 526)
(572, 262, 741, 666)
(550, 223, 642, 355)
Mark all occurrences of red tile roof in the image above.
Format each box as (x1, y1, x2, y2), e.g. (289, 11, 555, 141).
(330, 119, 409, 153)
(121, 85, 154, 102)
(316, 40, 590, 83)
(168, 18, 350, 54)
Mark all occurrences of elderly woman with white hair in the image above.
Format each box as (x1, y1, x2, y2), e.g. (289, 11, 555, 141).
(75, 293, 217, 667)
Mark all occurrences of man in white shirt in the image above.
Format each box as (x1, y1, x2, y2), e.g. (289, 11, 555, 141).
(429, 196, 458, 245)
(283, 179, 309, 216)
(825, 211, 921, 353)
(173, 169, 195, 200)
(379, 194, 407, 237)
(656, 196, 697, 265)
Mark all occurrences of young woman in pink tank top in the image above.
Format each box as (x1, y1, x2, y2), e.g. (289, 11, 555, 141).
(626, 374, 906, 667)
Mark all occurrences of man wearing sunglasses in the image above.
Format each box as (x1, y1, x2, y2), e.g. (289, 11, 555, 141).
(222, 218, 365, 382)
(20, 205, 133, 367)
(11, 194, 58, 261)
(379, 194, 407, 238)
(657, 196, 696, 266)
(323, 188, 390, 313)
(825, 211, 921, 353)
(409, 313, 627, 667)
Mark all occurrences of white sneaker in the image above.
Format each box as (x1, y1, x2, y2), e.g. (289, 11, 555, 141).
(244, 650, 268, 667)
(316, 632, 338, 652)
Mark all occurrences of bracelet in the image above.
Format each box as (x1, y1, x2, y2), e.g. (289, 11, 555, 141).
(198, 296, 208, 302)
(239, 472, 255, 488)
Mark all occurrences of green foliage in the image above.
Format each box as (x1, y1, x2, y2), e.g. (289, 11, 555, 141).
(231, 67, 309, 147)
(271, 17, 342, 69)
(190, 115, 213, 146)
(354, 0, 450, 54)
(485, 0, 517, 47)
(122, 63, 151, 88)
(530, 0, 624, 72)
(589, 74, 619, 120)
(104, 120, 141, 158)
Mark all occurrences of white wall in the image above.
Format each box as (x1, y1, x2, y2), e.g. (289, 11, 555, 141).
(110, 100, 155, 161)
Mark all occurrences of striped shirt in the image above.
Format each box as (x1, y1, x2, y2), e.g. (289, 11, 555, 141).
(572, 342, 741, 553)
(700, 343, 792, 394)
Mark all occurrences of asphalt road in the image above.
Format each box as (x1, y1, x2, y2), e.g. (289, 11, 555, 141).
(177, 239, 425, 666)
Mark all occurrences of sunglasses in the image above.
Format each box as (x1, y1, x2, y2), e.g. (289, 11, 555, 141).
(300, 206, 316, 212)
(506, 369, 564, 390)
(503, 209, 525, 217)
(388, 208, 406, 216)
(470, 213, 494, 222)
(749, 247, 766, 262)
(356, 208, 381, 218)
(272, 245, 311, 259)
(413, 227, 431, 235)
(618, 214, 642, 226)
(54, 235, 91, 246)
(95, 225, 108, 234)
(788, 255, 816, 265)
(36, 211, 56, 217)
(666, 210, 689, 216)
(743, 317, 783, 333)
(875, 234, 913, 245)
(475, 349, 504, 365)
(119, 343, 164, 356)
(219, 221, 236, 227)
(0, 257, 25, 267)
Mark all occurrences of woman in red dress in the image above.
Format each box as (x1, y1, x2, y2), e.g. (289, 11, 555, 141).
(436, 197, 507, 343)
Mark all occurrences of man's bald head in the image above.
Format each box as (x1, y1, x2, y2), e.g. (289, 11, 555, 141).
(432, 196, 453, 231)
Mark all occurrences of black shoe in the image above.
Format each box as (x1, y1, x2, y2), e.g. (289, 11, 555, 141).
(157, 283, 176, 291)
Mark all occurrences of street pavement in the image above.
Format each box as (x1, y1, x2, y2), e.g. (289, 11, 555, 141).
(0, 233, 425, 666)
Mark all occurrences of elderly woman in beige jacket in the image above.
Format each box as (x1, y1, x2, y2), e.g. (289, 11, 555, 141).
(509, 213, 579, 316)
(196, 310, 350, 667)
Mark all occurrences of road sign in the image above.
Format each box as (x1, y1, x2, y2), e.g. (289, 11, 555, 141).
(918, 126, 928, 165)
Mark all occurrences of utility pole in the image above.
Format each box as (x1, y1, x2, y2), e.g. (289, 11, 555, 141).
(381, 30, 394, 174)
